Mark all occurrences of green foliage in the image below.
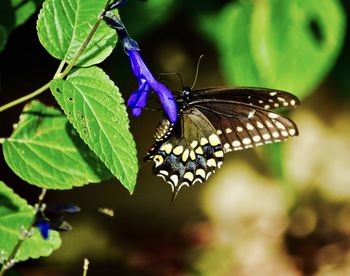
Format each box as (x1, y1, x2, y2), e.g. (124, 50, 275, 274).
(3, 101, 113, 189)
(121, 0, 177, 37)
(51, 67, 138, 193)
(0, 0, 40, 53)
(0, 181, 61, 262)
(36, 0, 117, 66)
(199, 0, 346, 99)
(197, 0, 346, 207)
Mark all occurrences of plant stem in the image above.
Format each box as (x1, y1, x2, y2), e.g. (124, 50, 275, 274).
(0, 82, 51, 113)
(54, 60, 67, 78)
(0, 189, 47, 276)
(82, 258, 90, 276)
(0, 0, 113, 113)
(59, 0, 112, 79)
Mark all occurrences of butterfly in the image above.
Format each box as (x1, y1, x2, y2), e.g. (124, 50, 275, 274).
(144, 86, 300, 198)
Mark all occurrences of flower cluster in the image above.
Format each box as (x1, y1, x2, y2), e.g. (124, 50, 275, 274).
(103, 5, 178, 123)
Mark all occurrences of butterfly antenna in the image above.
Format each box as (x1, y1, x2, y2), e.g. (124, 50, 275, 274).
(157, 72, 185, 89)
(191, 54, 205, 90)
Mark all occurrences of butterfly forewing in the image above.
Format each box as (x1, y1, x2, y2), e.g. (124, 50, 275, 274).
(196, 102, 298, 152)
(189, 87, 300, 110)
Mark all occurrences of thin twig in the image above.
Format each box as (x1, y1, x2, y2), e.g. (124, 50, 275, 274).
(0, 0, 113, 113)
(0, 82, 51, 113)
(59, 0, 113, 79)
(0, 189, 47, 276)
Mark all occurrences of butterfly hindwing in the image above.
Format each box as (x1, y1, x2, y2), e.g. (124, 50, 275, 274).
(145, 107, 224, 196)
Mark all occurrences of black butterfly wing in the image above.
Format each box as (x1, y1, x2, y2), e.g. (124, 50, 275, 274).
(146, 87, 299, 198)
(193, 101, 298, 152)
(144, 107, 224, 197)
(189, 87, 300, 110)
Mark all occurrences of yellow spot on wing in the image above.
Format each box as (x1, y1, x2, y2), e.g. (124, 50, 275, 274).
(182, 149, 189, 162)
(173, 145, 184, 155)
(184, 172, 194, 181)
(160, 143, 172, 154)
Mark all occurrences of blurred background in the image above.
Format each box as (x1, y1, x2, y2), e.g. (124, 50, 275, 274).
(1, 0, 350, 275)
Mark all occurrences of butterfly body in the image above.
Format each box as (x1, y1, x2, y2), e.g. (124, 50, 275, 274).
(144, 86, 300, 197)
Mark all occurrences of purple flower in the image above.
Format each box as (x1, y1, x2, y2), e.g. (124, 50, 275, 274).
(126, 50, 178, 123)
(35, 203, 80, 239)
(103, 10, 178, 123)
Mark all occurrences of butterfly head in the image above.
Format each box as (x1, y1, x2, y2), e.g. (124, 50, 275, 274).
(182, 87, 192, 103)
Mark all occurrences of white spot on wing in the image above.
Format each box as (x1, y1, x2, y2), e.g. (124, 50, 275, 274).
(252, 135, 261, 142)
(232, 140, 241, 147)
(170, 175, 179, 186)
(196, 169, 206, 178)
(246, 123, 254, 130)
(256, 121, 264, 129)
(275, 121, 286, 130)
(281, 130, 289, 137)
(242, 138, 251, 145)
(268, 112, 279, 119)
(209, 134, 221, 146)
(248, 110, 256, 119)
(159, 170, 169, 176)
(207, 158, 216, 167)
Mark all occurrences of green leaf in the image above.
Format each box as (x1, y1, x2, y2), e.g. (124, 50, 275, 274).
(3, 100, 113, 190)
(0, 181, 61, 262)
(11, 0, 37, 27)
(0, 0, 39, 52)
(0, 0, 37, 31)
(199, 2, 263, 87)
(122, 0, 177, 37)
(36, 0, 117, 67)
(250, 0, 345, 98)
(198, 0, 346, 99)
(50, 67, 138, 193)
